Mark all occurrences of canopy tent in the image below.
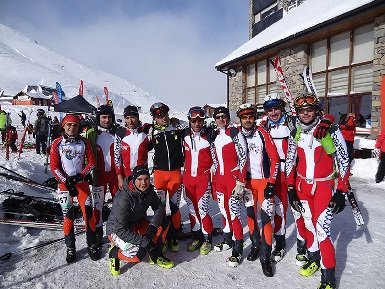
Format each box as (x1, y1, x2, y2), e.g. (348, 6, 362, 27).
(54, 95, 96, 114)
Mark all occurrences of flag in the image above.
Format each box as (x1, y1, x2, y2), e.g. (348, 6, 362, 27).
(79, 80, 84, 96)
(52, 91, 59, 104)
(104, 86, 109, 104)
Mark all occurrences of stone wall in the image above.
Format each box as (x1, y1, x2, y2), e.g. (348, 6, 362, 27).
(372, 14, 385, 133)
(228, 68, 244, 117)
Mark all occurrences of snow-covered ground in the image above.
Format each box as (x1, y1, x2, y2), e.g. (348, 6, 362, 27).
(0, 125, 384, 289)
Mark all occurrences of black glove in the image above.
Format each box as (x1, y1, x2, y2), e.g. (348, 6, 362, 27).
(288, 186, 303, 213)
(146, 225, 158, 240)
(68, 185, 79, 197)
(264, 183, 275, 199)
(313, 114, 334, 139)
(328, 190, 346, 215)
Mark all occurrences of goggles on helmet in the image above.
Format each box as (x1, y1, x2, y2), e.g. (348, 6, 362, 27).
(188, 106, 205, 119)
(294, 94, 319, 108)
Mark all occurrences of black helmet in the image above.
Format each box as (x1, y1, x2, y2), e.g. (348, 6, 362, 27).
(213, 106, 230, 119)
(150, 102, 169, 117)
(124, 105, 139, 118)
(96, 104, 115, 126)
(37, 109, 45, 117)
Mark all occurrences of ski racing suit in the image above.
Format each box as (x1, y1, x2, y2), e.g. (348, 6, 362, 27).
(264, 115, 307, 252)
(149, 123, 184, 239)
(114, 125, 150, 178)
(86, 126, 119, 241)
(106, 179, 169, 263)
(212, 125, 247, 254)
(242, 125, 279, 261)
(182, 127, 214, 240)
(286, 121, 350, 270)
(50, 135, 96, 248)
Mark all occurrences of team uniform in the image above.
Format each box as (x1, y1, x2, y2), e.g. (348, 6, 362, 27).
(242, 124, 280, 265)
(212, 125, 248, 261)
(149, 123, 184, 249)
(286, 120, 350, 288)
(50, 134, 97, 255)
(182, 127, 214, 249)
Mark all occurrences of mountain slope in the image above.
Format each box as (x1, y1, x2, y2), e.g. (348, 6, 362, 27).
(0, 24, 160, 113)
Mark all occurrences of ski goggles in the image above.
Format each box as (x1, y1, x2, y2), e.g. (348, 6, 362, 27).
(240, 114, 256, 121)
(150, 102, 169, 117)
(237, 103, 256, 118)
(294, 95, 319, 108)
(188, 106, 205, 119)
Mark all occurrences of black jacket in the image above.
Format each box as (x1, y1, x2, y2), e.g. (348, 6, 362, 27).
(106, 177, 165, 248)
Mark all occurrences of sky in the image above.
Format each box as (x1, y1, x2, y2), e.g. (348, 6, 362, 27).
(0, 0, 249, 110)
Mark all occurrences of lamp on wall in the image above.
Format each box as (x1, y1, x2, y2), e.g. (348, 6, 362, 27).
(228, 68, 237, 78)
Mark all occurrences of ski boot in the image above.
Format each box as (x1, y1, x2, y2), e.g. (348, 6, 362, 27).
(317, 268, 336, 289)
(199, 234, 212, 255)
(108, 245, 121, 276)
(226, 240, 243, 268)
(299, 260, 320, 276)
(66, 247, 76, 264)
(271, 234, 286, 262)
(260, 259, 274, 277)
(247, 231, 261, 261)
(187, 230, 203, 252)
(214, 232, 233, 252)
(295, 239, 308, 267)
(88, 243, 102, 261)
(149, 255, 175, 269)
(169, 238, 180, 252)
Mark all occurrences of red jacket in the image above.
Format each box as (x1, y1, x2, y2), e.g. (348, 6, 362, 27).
(376, 128, 385, 152)
(339, 115, 356, 142)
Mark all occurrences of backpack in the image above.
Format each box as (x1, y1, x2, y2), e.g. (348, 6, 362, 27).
(37, 117, 49, 135)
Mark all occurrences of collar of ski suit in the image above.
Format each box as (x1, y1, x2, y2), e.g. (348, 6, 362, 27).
(268, 115, 286, 127)
(63, 133, 80, 143)
(241, 125, 255, 138)
(97, 125, 114, 134)
(297, 116, 320, 133)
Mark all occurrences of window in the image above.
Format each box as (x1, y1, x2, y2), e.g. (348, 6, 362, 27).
(310, 24, 374, 127)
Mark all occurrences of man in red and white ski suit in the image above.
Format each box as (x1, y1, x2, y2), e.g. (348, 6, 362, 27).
(286, 93, 350, 289)
(262, 93, 308, 265)
(182, 106, 214, 255)
(50, 114, 98, 263)
(114, 105, 149, 188)
(237, 103, 279, 277)
(211, 106, 248, 267)
(85, 104, 119, 252)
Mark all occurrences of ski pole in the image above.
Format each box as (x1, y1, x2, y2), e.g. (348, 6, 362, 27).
(0, 230, 85, 262)
(0, 164, 42, 186)
(0, 172, 55, 192)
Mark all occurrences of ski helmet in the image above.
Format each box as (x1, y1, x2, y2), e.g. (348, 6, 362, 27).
(61, 114, 80, 128)
(124, 105, 139, 118)
(213, 106, 230, 119)
(294, 92, 319, 109)
(37, 109, 45, 117)
(187, 106, 205, 120)
(150, 102, 169, 117)
(237, 103, 256, 118)
(96, 104, 115, 126)
(263, 93, 285, 110)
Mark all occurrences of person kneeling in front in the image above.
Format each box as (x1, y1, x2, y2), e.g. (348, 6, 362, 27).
(106, 165, 174, 275)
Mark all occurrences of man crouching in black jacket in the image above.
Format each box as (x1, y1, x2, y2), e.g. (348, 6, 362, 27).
(106, 165, 174, 275)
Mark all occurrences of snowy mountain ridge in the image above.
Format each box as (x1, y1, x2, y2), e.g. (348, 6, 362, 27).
(0, 23, 161, 114)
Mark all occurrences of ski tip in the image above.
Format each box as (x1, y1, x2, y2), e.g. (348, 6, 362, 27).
(0, 252, 12, 262)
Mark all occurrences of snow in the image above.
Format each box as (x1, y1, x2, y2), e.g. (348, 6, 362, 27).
(216, 0, 375, 68)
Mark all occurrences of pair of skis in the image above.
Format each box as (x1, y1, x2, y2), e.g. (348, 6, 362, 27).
(270, 56, 364, 226)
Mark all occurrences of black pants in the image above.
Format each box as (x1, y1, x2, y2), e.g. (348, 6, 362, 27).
(345, 140, 354, 164)
(376, 152, 385, 183)
(35, 135, 48, 154)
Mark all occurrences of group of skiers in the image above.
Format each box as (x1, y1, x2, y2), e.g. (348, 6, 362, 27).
(48, 92, 352, 289)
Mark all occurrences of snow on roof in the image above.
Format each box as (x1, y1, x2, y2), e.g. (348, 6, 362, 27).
(216, 0, 375, 68)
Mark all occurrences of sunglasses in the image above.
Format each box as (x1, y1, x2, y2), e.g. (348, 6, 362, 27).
(64, 122, 79, 128)
(215, 114, 228, 120)
(190, 118, 204, 124)
(294, 95, 318, 106)
(297, 107, 316, 114)
(240, 114, 256, 121)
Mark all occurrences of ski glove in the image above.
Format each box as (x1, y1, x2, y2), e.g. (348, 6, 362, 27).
(264, 183, 275, 199)
(65, 173, 83, 188)
(68, 185, 79, 197)
(146, 225, 158, 240)
(328, 190, 346, 215)
(288, 186, 303, 213)
(313, 114, 335, 139)
(231, 180, 245, 199)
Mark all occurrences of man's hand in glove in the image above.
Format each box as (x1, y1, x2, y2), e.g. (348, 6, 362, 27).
(288, 186, 303, 213)
(328, 190, 346, 215)
(264, 183, 275, 199)
(231, 180, 245, 198)
(313, 114, 335, 139)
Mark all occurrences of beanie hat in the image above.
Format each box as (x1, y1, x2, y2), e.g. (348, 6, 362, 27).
(132, 165, 150, 184)
(61, 114, 80, 128)
(124, 105, 139, 118)
(213, 106, 230, 119)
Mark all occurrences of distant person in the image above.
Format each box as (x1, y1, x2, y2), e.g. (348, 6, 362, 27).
(51, 116, 62, 141)
(19, 110, 27, 127)
(0, 109, 12, 144)
(375, 127, 385, 183)
(33, 109, 49, 154)
(7, 125, 18, 152)
(339, 113, 356, 164)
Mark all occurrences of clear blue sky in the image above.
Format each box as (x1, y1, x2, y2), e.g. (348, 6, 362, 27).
(0, 0, 249, 110)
